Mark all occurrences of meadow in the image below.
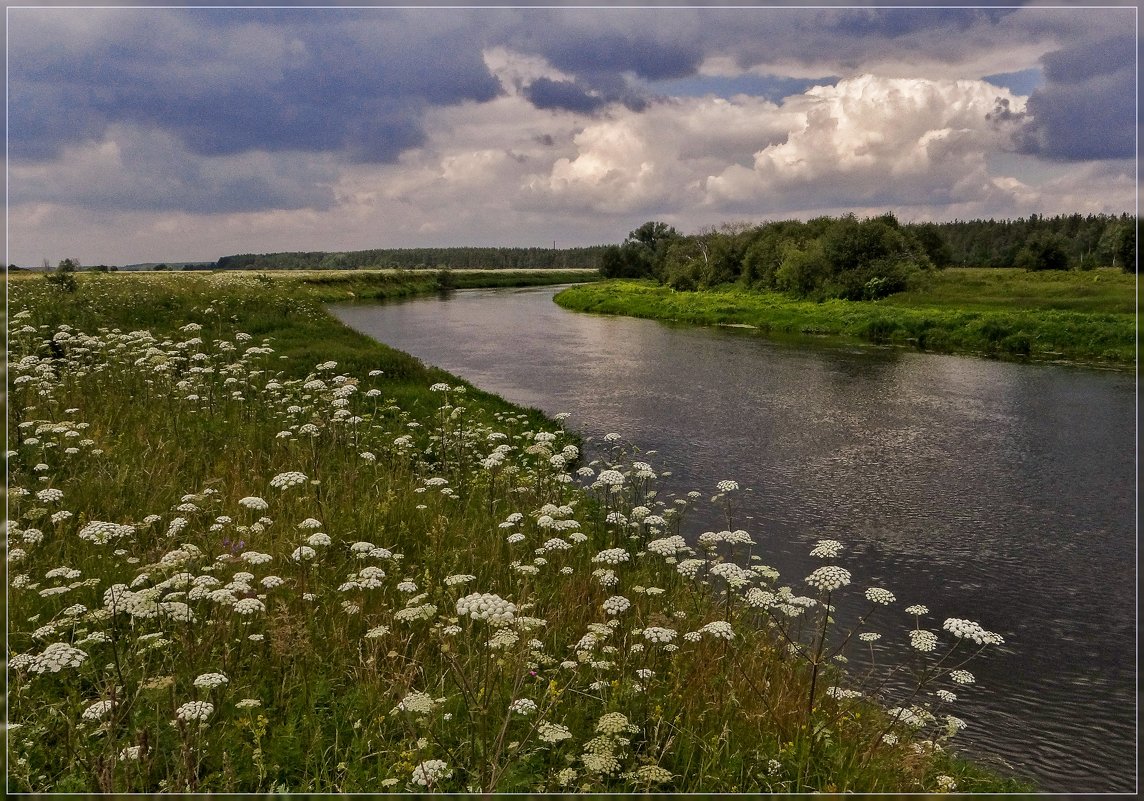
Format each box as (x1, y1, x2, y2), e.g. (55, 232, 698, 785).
(554, 268, 1136, 369)
(6, 271, 1026, 792)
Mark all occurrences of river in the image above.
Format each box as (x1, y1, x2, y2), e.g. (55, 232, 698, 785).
(330, 285, 1136, 793)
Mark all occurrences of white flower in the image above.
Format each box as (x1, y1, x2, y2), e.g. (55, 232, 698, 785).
(699, 620, 734, 640)
(29, 642, 88, 673)
(238, 497, 268, 511)
(291, 545, 317, 561)
(444, 574, 475, 586)
(716, 479, 739, 492)
(596, 469, 625, 487)
(592, 548, 630, 566)
(509, 698, 537, 716)
(270, 471, 307, 490)
(805, 565, 851, 592)
(859, 632, 881, 642)
(602, 596, 631, 615)
(641, 626, 677, 644)
(307, 532, 332, 547)
(175, 700, 214, 723)
(234, 597, 265, 615)
(949, 669, 975, 685)
(538, 720, 573, 743)
(865, 587, 895, 605)
(909, 629, 939, 652)
(456, 592, 516, 624)
(809, 539, 843, 558)
(943, 617, 1003, 645)
(393, 690, 439, 715)
(240, 550, 272, 565)
(193, 672, 229, 689)
(905, 604, 929, 616)
(411, 758, 451, 787)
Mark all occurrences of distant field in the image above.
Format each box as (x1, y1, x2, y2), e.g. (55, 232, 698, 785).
(884, 267, 1136, 315)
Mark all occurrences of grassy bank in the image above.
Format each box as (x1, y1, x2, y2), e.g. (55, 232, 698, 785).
(7, 271, 1027, 792)
(554, 268, 1136, 369)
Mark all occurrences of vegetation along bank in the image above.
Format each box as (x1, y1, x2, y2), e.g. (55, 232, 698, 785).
(559, 215, 1136, 370)
(7, 270, 1027, 792)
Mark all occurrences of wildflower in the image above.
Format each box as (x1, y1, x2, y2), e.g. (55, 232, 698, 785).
(29, 642, 88, 674)
(260, 575, 285, 588)
(365, 625, 390, 639)
(240, 550, 272, 565)
(641, 627, 677, 644)
(307, 532, 332, 547)
(119, 745, 143, 760)
(805, 565, 851, 592)
(905, 604, 929, 616)
(716, 479, 739, 492)
(597, 469, 625, 487)
(699, 620, 734, 640)
(509, 698, 537, 715)
(936, 689, 957, 703)
(909, 629, 939, 652)
(456, 592, 516, 624)
(411, 758, 452, 787)
(596, 711, 637, 735)
(444, 574, 475, 586)
(238, 497, 268, 511)
(809, 539, 843, 558)
(881, 733, 899, 746)
(236, 698, 261, 709)
(935, 775, 958, 792)
(270, 471, 307, 490)
(81, 700, 114, 721)
(865, 587, 895, 605)
(949, 669, 976, 685)
(291, 545, 317, 561)
(630, 765, 673, 784)
(393, 691, 439, 715)
(647, 535, 688, 556)
(602, 596, 631, 615)
(592, 548, 630, 566)
(942, 617, 1000, 645)
(233, 597, 265, 615)
(193, 672, 229, 689)
(175, 700, 214, 723)
(859, 632, 881, 642)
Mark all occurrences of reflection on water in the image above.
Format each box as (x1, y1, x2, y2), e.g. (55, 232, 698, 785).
(330, 286, 1136, 793)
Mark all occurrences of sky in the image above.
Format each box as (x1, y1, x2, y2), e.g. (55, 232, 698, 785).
(5, 2, 1139, 266)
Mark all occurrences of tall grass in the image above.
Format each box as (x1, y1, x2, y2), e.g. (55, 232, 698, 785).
(5, 272, 1028, 792)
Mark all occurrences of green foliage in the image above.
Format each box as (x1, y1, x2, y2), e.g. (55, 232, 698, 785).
(554, 268, 1134, 369)
(1016, 233, 1070, 272)
(5, 272, 1030, 794)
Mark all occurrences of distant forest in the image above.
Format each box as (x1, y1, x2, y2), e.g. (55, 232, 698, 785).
(210, 246, 607, 272)
(596, 213, 1138, 300)
(30, 213, 1134, 279)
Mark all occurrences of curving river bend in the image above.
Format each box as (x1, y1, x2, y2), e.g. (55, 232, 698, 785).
(331, 285, 1136, 793)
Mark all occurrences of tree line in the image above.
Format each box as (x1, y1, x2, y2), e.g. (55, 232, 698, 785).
(600, 213, 1137, 300)
(213, 246, 607, 272)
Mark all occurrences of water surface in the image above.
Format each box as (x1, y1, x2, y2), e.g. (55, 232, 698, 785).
(331, 286, 1136, 792)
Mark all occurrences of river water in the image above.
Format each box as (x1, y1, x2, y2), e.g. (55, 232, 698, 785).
(330, 285, 1136, 793)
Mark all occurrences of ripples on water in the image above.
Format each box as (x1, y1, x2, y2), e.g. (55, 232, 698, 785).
(331, 286, 1136, 793)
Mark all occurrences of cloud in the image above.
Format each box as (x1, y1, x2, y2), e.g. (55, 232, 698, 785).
(7, 8, 501, 164)
(1017, 34, 1136, 161)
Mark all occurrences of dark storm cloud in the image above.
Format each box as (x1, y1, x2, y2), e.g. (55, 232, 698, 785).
(1017, 35, 1136, 161)
(523, 78, 606, 114)
(8, 7, 501, 164)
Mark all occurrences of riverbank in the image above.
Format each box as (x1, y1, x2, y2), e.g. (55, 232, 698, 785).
(7, 272, 1029, 793)
(553, 268, 1136, 370)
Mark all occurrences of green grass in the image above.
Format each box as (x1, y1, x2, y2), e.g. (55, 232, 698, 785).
(554, 268, 1136, 369)
(6, 271, 1032, 793)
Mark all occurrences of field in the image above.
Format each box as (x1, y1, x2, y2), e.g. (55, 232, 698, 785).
(554, 268, 1136, 369)
(6, 271, 1027, 792)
